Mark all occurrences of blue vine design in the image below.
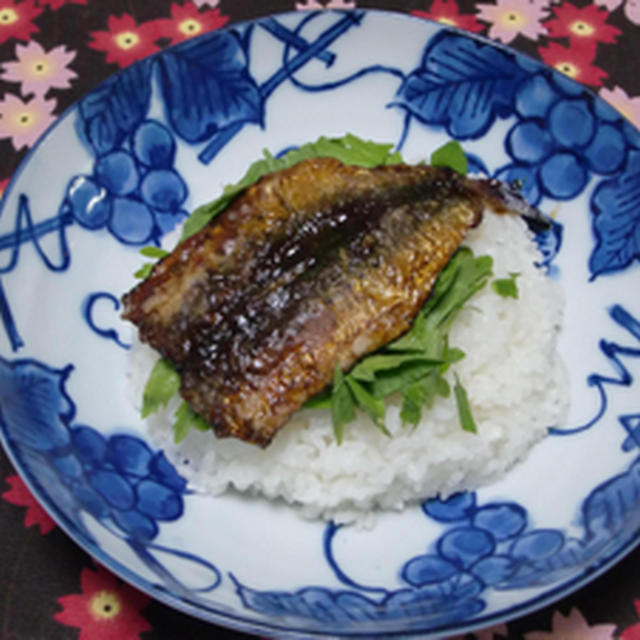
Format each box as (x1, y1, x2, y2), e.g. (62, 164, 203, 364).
(0, 356, 221, 596)
(82, 292, 131, 350)
(231, 304, 640, 631)
(550, 304, 640, 437)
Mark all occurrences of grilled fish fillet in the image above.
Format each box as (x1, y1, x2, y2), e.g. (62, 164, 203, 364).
(123, 157, 527, 446)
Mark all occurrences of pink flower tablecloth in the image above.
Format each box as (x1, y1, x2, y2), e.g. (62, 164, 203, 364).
(1, 0, 639, 638)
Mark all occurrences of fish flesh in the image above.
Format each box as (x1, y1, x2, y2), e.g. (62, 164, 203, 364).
(122, 157, 531, 446)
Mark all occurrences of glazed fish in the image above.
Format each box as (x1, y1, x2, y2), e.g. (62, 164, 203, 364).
(123, 157, 532, 446)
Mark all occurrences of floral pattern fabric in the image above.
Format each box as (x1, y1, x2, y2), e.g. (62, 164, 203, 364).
(0, 0, 640, 638)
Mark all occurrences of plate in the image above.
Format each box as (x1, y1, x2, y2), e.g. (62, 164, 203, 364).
(1, 9, 640, 638)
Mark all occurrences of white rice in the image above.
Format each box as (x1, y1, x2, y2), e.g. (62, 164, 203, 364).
(128, 211, 568, 525)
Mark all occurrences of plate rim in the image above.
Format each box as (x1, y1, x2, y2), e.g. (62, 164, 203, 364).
(1, 7, 639, 637)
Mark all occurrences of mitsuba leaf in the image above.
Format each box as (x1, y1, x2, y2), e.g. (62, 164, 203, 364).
(304, 390, 332, 409)
(400, 371, 450, 427)
(430, 140, 468, 175)
(173, 401, 210, 443)
(454, 375, 477, 434)
(369, 360, 443, 399)
(400, 383, 423, 427)
(142, 359, 181, 418)
(331, 365, 355, 445)
(350, 353, 442, 382)
(134, 263, 155, 279)
(140, 246, 170, 259)
(492, 272, 520, 298)
(345, 377, 388, 436)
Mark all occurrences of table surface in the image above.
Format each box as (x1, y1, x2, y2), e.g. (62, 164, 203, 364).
(1, 1, 640, 638)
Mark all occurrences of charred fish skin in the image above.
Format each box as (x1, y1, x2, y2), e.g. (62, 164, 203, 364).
(123, 157, 514, 446)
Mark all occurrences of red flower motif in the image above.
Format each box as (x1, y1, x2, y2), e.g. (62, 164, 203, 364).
(88, 13, 163, 68)
(621, 600, 640, 639)
(154, 2, 229, 44)
(538, 41, 607, 87)
(412, 0, 484, 33)
(38, 0, 87, 9)
(0, 0, 43, 45)
(545, 3, 620, 55)
(3, 474, 56, 534)
(0, 177, 9, 200)
(55, 564, 151, 640)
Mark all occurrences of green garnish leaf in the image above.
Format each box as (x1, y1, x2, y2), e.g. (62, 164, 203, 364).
(173, 401, 210, 443)
(142, 359, 181, 418)
(345, 377, 389, 436)
(304, 390, 332, 409)
(331, 364, 355, 445)
(400, 382, 423, 427)
(368, 359, 443, 399)
(400, 371, 451, 428)
(350, 353, 442, 383)
(134, 263, 155, 279)
(453, 374, 477, 434)
(430, 140, 468, 175)
(443, 346, 465, 366)
(492, 272, 520, 299)
(140, 246, 170, 258)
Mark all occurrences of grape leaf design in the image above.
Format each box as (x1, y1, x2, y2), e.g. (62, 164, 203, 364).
(394, 32, 527, 138)
(78, 59, 153, 155)
(157, 30, 262, 144)
(0, 358, 73, 451)
(232, 576, 484, 628)
(589, 150, 640, 278)
(0, 356, 221, 595)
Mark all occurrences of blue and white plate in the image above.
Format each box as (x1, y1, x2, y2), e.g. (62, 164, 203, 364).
(1, 9, 640, 638)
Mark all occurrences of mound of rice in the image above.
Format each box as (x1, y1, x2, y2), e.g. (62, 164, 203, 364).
(129, 211, 568, 524)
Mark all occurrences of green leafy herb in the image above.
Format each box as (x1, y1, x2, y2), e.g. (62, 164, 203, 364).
(453, 374, 478, 434)
(140, 246, 170, 258)
(134, 263, 155, 279)
(345, 377, 388, 436)
(400, 371, 450, 427)
(173, 401, 210, 443)
(430, 140, 468, 175)
(134, 247, 170, 279)
(367, 359, 444, 399)
(492, 272, 520, 299)
(304, 390, 332, 410)
(350, 353, 442, 383)
(331, 364, 356, 445)
(399, 382, 423, 427)
(141, 359, 180, 418)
